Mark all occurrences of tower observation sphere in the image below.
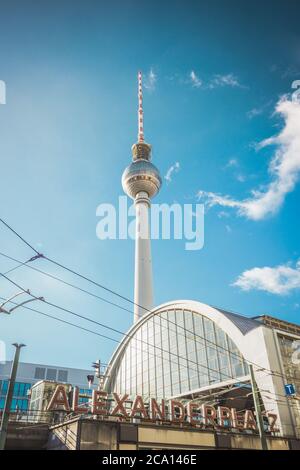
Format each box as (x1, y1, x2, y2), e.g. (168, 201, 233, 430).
(122, 158, 162, 200)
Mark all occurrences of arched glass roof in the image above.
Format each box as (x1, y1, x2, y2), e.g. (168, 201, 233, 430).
(106, 307, 249, 399)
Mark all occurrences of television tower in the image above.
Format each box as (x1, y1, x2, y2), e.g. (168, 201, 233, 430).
(122, 71, 162, 323)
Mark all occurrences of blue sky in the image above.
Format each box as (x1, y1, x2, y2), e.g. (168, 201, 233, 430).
(0, 0, 300, 370)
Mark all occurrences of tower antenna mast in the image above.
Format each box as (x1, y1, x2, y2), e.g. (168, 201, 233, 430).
(138, 70, 144, 143)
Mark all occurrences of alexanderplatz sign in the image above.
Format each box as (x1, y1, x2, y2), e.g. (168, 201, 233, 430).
(46, 386, 279, 433)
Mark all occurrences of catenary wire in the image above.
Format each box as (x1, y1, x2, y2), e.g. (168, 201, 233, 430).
(2, 270, 298, 401)
(0, 219, 295, 382)
(0, 273, 249, 385)
(0, 251, 292, 385)
(0, 249, 293, 384)
(0, 290, 294, 405)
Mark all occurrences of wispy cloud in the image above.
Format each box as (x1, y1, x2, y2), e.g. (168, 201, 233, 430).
(189, 72, 244, 90)
(164, 162, 180, 183)
(199, 96, 300, 220)
(233, 259, 300, 295)
(247, 107, 265, 119)
(208, 73, 244, 89)
(224, 158, 246, 183)
(236, 173, 246, 183)
(217, 211, 230, 218)
(247, 100, 272, 119)
(226, 158, 238, 168)
(144, 68, 157, 91)
(190, 70, 202, 88)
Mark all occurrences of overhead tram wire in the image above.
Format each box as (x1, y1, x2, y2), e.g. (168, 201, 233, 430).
(0, 218, 293, 382)
(0, 293, 230, 394)
(0, 254, 281, 385)
(0, 252, 251, 379)
(0, 250, 292, 383)
(1, 270, 297, 400)
(0, 272, 249, 384)
(39, 259, 300, 382)
(0, 285, 292, 402)
(0, 252, 133, 315)
(0, 217, 40, 255)
(3, 255, 42, 276)
(0, 266, 250, 393)
(0, 294, 120, 344)
(0, 296, 258, 398)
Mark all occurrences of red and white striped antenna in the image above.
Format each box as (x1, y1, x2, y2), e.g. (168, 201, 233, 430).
(138, 71, 144, 143)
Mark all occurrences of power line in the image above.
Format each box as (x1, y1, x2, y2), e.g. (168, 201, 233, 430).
(2, 270, 296, 400)
(0, 295, 119, 342)
(0, 272, 245, 384)
(0, 252, 133, 315)
(0, 283, 294, 403)
(0, 254, 252, 386)
(0, 218, 41, 255)
(0, 293, 223, 393)
(0, 250, 292, 383)
(0, 219, 294, 382)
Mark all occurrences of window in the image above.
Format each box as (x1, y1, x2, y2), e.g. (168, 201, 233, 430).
(0, 380, 8, 395)
(57, 370, 68, 382)
(34, 367, 45, 380)
(79, 388, 92, 396)
(109, 308, 248, 399)
(46, 369, 57, 380)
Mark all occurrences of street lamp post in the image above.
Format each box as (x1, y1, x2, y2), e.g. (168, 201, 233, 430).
(249, 363, 268, 450)
(0, 343, 26, 450)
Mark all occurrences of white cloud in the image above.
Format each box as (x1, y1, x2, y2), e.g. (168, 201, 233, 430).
(217, 211, 230, 218)
(233, 260, 300, 295)
(225, 225, 232, 233)
(247, 100, 272, 119)
(199, 97, 300, 220)
(190, 70, 202, 88)
(144, 68, 157, 91)
(209, 74, 244, 89)
(226, 158, 238, 168)
(164, 162, 180, 183)
(247, 107, 264, 119)
(189, 72, 244, 90)
(236, 173, 246, 183)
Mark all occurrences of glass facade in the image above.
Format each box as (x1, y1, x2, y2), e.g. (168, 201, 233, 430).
(110, 309, 249, 398)
(278, 334, 300, 431)
(0, 380, 32, 411)
(78, 388, 93, 405)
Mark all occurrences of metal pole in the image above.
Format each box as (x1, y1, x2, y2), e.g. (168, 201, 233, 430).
(0, 343, 25, 450)
(249, 363, 268, 450)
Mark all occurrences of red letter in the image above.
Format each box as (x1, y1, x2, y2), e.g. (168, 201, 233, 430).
(267, 413, 279, 432)
(92, 390, 108, 415)
(171, 400, 185, 423)
(111, 393, 129, 417)
(72, 387, 89, 414)
(231, 408, 244, 430)
(47, 385, 70, 412)
(130, 395, 148, 419)
(217, 406, 232, 428)
(201, 404, 216, 427)
(187, 403, 200, 426)
(244, 410, 257, 430)
(150, 399, 165, 420)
